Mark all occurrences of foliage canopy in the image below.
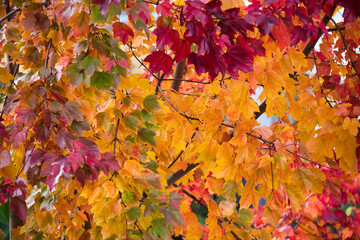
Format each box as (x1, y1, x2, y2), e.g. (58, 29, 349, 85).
(1, 0, 360, 239)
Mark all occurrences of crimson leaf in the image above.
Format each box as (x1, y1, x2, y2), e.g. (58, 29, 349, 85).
(144, 51, 173, 75)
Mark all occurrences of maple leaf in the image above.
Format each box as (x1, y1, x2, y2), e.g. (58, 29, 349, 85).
(171, 38, 191, 62)
(0, 67, 14, 85)
(62, 101, 84, 124)
(45, 158, 70, 190)
(144, 51, 173, 75)
(224, 45, 254, 77)
(93, 0, 120, 18)
(14, 106, 36, 127)
(69, 11, 90, 37)
(339, 0, 360, 23)
(156, 2, 173, 17)
(0, 150, 11, 168)
(90, 71, 113, 90)
(153, 27, 179, 49)
(113, 22, 134, 44)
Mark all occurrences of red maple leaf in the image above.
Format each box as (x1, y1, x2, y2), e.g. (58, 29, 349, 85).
(224, 45, 254, 77)
(144, 51, 173, 75)
(113, 22, 134, 44)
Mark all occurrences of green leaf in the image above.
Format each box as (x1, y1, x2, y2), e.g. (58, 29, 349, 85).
(125, 206, 142, 221)
(122, 192, 136, 204)
(73, 40, 89, 54)
(92, 37, 110, 56)
(0, 201, 9, 225)
(345, 206, 353, 216)
(64, 64, 87, 87)
(143, 95, 160, 113)
(124, 115, 139, 130)
(90, 71, 113, 90)
(151, 218, 166, 237)
(140, 109, 153, 122)
(80, 56, 100, 76)
(138, 128, 156, 146)
(90, 5, 105, 23)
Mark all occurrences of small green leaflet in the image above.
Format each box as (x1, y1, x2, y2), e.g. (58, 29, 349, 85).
(143, 95, 160, 112)
(124, 115, 139, 130)
(138, 128, 156, 146)
(125, 206, 142, 221)
(90, 71, 113, 90)
(80, 56, 100, 76)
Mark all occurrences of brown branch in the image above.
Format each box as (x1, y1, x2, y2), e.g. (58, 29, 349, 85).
(168, 130, 197, 168)
(163, 78, 211, 84)
(285, 149, 338, 170)
(43, 39, 52, 109)
(0, 7, 20, 26)
(113, 118, 120, 154)
(327, 26, 345, 32)
(158, 86, 201, 123)
(166, 163, 199, 186)
(254, 100, 267, 120)
(171, 59, 186, 92)
(44, 39, 52, 70)
(302, 7, 336, 58)
(173, 183, 208, 210)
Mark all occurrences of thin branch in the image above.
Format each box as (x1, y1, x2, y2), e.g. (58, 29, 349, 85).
(131, 52, 159, 80)
(157, 86, 181, 113)
(163, 78, 211, 84)
(173, 183, 208, 209)
(142, 0, 159, 4)
(44, 39, 52, 70)
(327, 26, 345, 32)
(302, 7, 336, 57)
(0, 7, 20, 26)
(313, 49, 333, 108)
(285, 149, 338, 170)
(166, 163, 199, 186)
(158, 86, 201, 123)
(221, 123, 276, 150)
(43, 39, 52, 109)
(168, 130, 197, 168)
(113, 118, 120, 154)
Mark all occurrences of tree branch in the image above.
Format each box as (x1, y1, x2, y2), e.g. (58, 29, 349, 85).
(166, 163, 199, 186)
(168, 130, 197, 168)
(171, 59, 187, 92)
(0, 7, 20, 26)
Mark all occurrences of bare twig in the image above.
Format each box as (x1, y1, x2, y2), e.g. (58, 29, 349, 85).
(168, 130, 197, 168)
(163, 78, 211, 84)
(0, 7, 20, 26)
(113, 118, 120, 154)
(285, 150, 338, 170)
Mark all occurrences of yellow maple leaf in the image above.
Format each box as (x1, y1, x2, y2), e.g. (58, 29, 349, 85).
(0, 67, 14, 85)
(221, 0, 244, 10)
(184, 212, 203, 240)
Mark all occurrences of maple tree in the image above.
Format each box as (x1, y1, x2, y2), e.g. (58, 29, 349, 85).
(0, 0, 360, 239)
